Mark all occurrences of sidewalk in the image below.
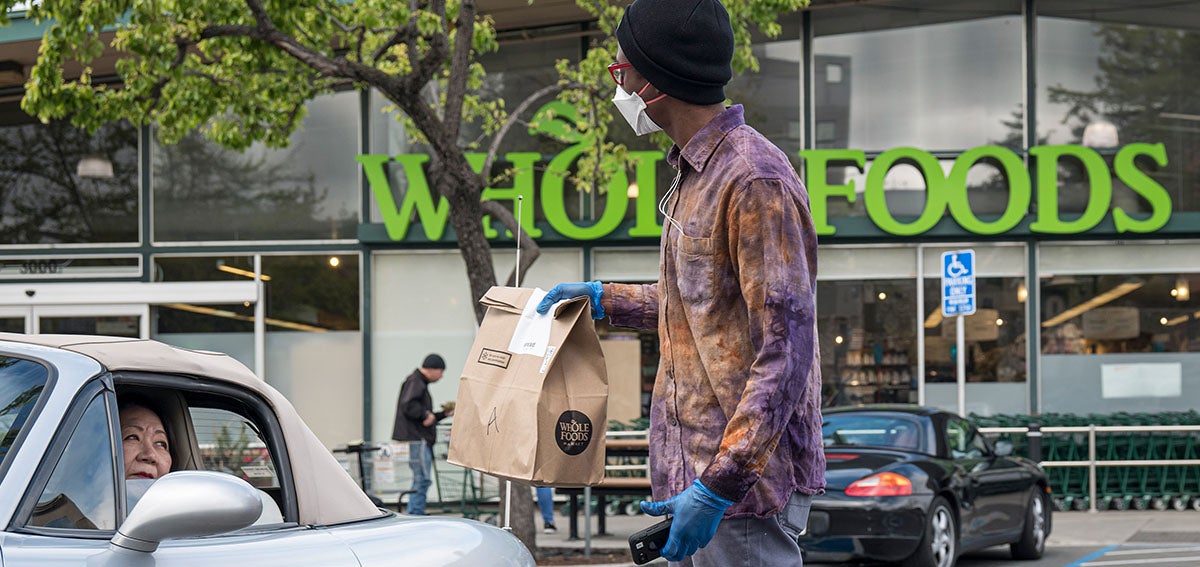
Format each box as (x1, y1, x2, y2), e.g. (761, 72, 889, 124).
(530, 509, 1200, 566)
(1047, 510, 1200, 546)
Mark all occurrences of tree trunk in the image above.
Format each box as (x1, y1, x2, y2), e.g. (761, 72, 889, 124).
(438, 162, 498, 324)
(497, 479, 539, 555)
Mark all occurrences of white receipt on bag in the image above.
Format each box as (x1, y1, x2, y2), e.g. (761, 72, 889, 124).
(508, 288, 554, 357)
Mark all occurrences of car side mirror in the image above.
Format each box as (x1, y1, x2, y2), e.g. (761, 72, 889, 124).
(111, 471, 262, 553)
(994, 440, 1014, 457)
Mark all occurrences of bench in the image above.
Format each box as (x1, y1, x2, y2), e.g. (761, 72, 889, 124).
(556, 437, 652, 539)
(558, 477, 653, 539)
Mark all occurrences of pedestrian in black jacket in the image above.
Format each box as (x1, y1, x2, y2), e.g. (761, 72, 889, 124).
(392, 354, 452, 515)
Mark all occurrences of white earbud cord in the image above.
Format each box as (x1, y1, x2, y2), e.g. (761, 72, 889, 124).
(657, 170, 686, 236)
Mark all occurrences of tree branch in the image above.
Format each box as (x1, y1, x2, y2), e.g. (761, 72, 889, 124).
(147, 37, 194, 102)
(403, 0, 449, 95)
(371, 18, 418, 63)
(481, 200, 541, 287)
(181, 69, 237, 87)
(481, 82, 569, 184)
(442, 0, 476, 142)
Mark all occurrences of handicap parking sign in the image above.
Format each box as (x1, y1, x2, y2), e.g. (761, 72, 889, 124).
(941, 250, 976, 317)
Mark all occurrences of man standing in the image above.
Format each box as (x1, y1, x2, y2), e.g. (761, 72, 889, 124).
(536, 0, 824, 563)
(393, 353, 453, 516)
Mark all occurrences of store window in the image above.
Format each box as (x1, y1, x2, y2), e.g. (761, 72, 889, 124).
(920, 245, 1028, 415)
(153, 255, 257, 350)
(922, 276, 1027, 384)
(0, 101, 138, 245)
(812, 2, 1024, 153)
(1037, 3, 1200, 213)
(1038, 241, 1200, 414)
(151, 254, 362, 447)
(818, 279, 918, 407)
(151, 91, 360, 242)
(1041, 272, 1198, 355)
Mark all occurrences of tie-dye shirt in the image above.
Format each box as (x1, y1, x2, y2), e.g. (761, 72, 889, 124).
(601, 105, 825, 518)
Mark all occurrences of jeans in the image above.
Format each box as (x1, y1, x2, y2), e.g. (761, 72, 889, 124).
(406, 440, 433, 515)
(537, 487, 555, 525)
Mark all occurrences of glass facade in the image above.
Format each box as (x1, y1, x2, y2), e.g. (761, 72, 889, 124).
(0, 0, 1198, 448)
(812, 3, 1024, 152)
(0, 102, 138, 244)
(1038, 6, 1200, 214)
(152, 91, 360, 242)
(151, 254, 362, 447)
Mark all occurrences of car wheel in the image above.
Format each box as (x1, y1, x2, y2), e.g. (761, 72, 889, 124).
(903, 496, 957, 567)
(1010, 489, 1048, 560)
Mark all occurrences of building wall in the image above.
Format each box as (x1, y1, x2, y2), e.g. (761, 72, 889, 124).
(0, 1, 1199, 447)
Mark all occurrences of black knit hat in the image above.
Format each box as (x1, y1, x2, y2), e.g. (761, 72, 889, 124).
(421, 353, 446, 370)
(615, 0, 734, 105)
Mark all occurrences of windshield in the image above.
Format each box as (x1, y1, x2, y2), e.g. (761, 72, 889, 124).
(0, 356, 50, 472)
(822, 413, 925, 452)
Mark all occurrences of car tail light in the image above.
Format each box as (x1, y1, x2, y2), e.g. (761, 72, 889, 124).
(824, 453, 859, 462)
(845, 472, 913, 497)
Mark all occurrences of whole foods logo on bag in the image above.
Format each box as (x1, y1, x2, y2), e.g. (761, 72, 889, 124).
(555, 411, 593, 455)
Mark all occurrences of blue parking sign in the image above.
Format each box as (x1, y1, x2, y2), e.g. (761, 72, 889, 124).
(942, 250, 976, 317)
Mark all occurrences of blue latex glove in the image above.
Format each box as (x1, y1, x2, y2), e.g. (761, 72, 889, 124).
(535, 281, 605, 319)
(639, 479, 733, 561)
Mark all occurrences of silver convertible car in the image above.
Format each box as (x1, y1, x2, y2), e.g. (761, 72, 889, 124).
(0, 333, 534, 566)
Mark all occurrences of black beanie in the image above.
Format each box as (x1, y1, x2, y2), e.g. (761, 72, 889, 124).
(422, 354, 446, 369)
(615, 0, 734, 105)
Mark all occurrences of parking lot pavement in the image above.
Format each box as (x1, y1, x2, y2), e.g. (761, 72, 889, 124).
(529, 509, 1200, 566)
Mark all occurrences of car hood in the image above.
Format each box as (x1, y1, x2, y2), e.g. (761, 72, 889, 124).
(326, 514, 535, 567)
(822, 448, 919, 491)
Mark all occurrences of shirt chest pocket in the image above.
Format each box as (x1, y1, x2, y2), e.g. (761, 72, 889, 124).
(674, 233, 723, 305)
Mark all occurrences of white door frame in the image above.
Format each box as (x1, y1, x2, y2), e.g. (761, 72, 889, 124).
(0, 281, 261, 375)
(0, 306, 32, 333)
(32, 304, 150, 338)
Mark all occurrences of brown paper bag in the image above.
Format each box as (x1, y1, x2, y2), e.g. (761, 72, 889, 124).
(447, 286, 608, 487)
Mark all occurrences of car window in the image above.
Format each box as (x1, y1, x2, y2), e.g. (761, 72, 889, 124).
(191, 406, 280, 490)
(822, 414, 924, 452)
(945, 418, 989, 459)
(0, 356, 50, 470)
(30, 394, 117, 530)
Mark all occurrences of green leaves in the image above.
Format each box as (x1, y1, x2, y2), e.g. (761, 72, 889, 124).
(11, 0, 809, 191)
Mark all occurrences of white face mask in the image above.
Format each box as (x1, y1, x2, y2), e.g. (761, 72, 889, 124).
(611, 84, 662, 136)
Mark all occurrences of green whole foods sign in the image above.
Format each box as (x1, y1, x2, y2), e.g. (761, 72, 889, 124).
(359, 142, 1170, 241)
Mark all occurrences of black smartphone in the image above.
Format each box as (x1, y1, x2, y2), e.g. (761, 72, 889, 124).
(628, 518, 673, 565)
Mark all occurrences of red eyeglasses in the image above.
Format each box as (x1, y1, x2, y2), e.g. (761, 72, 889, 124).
(608, 62, 632, 86)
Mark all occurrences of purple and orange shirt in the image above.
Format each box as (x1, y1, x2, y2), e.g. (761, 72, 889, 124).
(602, 105, 825, 518)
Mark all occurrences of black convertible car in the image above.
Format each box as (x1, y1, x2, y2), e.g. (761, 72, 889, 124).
(799, 405, 1051, 567)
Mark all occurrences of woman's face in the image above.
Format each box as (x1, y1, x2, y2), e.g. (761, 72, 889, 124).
(120, 405, 172, 480)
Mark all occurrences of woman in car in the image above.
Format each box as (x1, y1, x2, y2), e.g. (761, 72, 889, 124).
(119, 396, 173, 480)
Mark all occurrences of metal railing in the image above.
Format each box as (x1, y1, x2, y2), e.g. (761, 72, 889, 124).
(979, 424, 1200, 513)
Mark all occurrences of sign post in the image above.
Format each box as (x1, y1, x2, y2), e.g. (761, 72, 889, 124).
(941, 250, 976, 417)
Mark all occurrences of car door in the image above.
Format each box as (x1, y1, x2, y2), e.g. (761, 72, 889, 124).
(944, 417, 1027, 542)
(1, 378, 362, 567)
